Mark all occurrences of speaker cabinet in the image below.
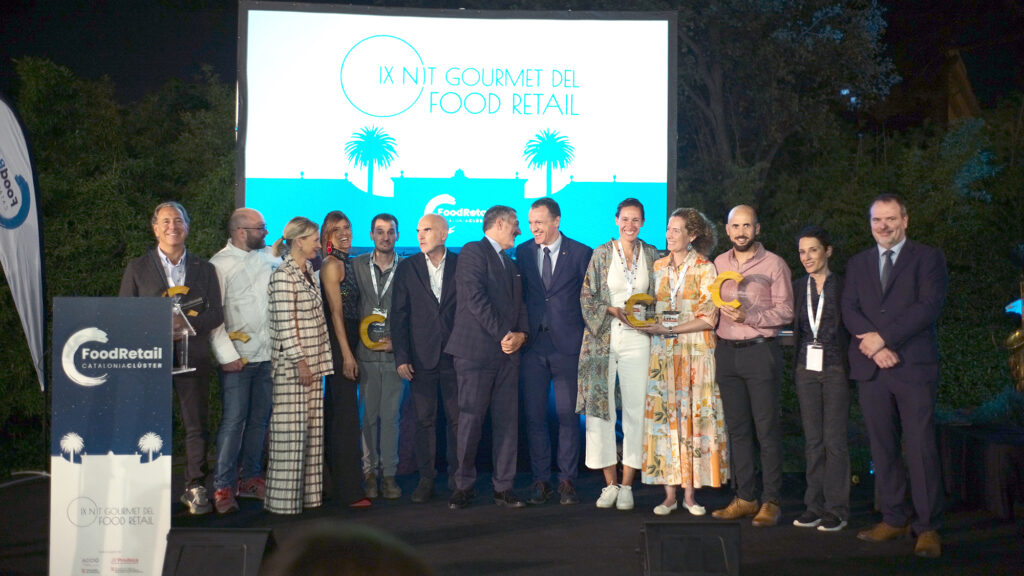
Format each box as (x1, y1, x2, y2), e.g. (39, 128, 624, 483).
(162, 528, 274, 576)
(641, 520, 740, 576)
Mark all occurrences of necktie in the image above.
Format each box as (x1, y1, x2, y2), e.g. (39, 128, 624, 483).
(542, 247, 553, 290)
(501, 252, 514, 287)
(880, 249, 893, 292)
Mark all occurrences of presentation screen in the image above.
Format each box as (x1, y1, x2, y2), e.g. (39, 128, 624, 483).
(238, 3, 676, 252)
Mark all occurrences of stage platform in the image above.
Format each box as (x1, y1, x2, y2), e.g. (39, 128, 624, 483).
(3, 465, 1023, 576)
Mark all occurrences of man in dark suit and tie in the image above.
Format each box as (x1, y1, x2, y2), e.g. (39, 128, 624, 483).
(445, 205, 529, 509)
(842, 193, 948, 558)
(119, 201, 224, 515)
(514, 198, 592, 505)
(390, 214, 460, 504)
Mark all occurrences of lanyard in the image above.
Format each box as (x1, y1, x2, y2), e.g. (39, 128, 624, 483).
(668, 262, 690, 311)
(614, 240, 641, 297)
(806, 276, 826, 343)
(369, 252, 397, 310)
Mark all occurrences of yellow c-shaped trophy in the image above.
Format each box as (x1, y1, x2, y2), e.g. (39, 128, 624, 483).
(710, 271, 744, 309)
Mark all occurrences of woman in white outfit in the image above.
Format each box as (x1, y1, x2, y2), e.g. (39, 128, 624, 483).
(577, 198, 658, 510)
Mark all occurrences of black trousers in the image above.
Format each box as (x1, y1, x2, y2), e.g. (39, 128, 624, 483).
(174, 366, 210, 488)
(408, 354, 459, 480)
(714, 340, 783, 503)
(795, 364, 851, 519)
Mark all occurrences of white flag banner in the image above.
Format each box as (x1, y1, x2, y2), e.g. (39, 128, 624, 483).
(0, 93, 45, 391)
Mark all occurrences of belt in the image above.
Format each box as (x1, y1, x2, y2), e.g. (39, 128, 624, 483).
(719, 336, 774, 348)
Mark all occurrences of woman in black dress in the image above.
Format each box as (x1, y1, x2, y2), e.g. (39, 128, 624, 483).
(320, 210, 370, 508)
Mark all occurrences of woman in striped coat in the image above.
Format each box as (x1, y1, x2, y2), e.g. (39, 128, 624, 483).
(264, 217, 334, 514)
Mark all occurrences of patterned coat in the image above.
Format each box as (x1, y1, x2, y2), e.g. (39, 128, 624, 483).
(265, 253, 333, 514)
(268, 253, 333, 378)
(576, 239, 659, 421)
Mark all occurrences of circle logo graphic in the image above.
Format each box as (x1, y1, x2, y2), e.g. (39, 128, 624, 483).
(67, 497, 99, 527)
(0, 172, 31, 230)
(62, 327, 110, 387)
(340, 35, 425, 118)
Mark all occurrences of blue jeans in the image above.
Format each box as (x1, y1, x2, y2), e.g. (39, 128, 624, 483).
(214, 361, 273, 491)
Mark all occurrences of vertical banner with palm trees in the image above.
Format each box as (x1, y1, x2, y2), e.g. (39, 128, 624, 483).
(241, 8, 673, 250)
(50, 297, 173, 576)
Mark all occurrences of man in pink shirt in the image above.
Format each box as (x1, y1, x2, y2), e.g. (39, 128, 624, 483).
(710, 205, 794, 527)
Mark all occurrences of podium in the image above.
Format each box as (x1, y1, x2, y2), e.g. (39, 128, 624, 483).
(50, 297, 174, 576)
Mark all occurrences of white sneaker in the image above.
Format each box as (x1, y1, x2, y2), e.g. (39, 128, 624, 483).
(616, 485, 634, 510)
(596, 484, 620, 508)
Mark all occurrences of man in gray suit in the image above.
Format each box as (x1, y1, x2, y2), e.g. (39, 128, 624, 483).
(351, 213, 403, 499)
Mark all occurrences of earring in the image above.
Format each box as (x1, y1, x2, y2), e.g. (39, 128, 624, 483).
(326, 241, 333, 253)
(686, 242, 693, 252)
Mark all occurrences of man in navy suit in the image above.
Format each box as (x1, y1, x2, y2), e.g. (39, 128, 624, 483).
(119, 201, 223, 515)
(515, 198, 592, 505)
(390, 214, 460, 504)
(842, 194, 948, 558)
(445, 205, 529, 509)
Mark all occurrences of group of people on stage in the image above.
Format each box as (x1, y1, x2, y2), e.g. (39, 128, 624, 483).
(119, 191, 947, 559)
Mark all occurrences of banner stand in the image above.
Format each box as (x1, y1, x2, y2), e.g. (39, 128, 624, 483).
(50, 297, 173, 576)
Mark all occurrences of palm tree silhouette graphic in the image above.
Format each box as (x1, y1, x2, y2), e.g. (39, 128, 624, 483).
(60, 432, 84, 463)
(345, 126, 398, 196)
(523, 129, 575, 196)
(138, 432, 163, 462)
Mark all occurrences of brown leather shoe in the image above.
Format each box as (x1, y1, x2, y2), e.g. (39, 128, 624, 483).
(857, 521, 910, 542)
(751, 501, 781, 527)
(914, 530, 941, 558)
(711, 497, 759, 520)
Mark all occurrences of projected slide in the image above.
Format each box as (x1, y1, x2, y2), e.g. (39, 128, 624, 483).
(241, 6, 673, 251)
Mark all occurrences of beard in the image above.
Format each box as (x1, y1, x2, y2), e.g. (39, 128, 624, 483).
(246, 235, 266, 251)
(731, 237, 755, 252)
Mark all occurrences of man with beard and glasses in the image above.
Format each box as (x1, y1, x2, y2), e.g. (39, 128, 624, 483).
(208, 208, 281, 513)
(710, 205, 794, 527)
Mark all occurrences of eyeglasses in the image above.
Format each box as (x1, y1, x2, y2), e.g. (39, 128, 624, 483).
(239, 226, 267, 232)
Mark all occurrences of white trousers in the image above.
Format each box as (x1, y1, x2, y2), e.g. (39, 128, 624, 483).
(585, 324, 650, 470)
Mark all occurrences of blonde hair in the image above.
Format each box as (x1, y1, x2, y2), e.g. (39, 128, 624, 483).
(273, 216, 319, 257)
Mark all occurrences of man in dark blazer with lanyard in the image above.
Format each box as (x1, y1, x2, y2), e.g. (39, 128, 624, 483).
(390, 213, 460, 504)
(842, 193, 948, 558)
(514, 198, 592, 505)
(445, 205, 529, 509)
(119, 201, 223, 515)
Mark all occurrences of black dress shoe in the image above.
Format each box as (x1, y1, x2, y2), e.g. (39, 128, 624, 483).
(449, 488, 474, 510)
(558, 480, 580, 505)
(493, 490, 526, 508)
(527, 481, 553, 505)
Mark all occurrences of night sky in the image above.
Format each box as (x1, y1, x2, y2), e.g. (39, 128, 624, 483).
(1, 1, 1022, 112)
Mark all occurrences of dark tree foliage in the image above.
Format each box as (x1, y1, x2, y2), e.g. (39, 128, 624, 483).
(0, 58, 234, 474)
(677, 0, 898, 214)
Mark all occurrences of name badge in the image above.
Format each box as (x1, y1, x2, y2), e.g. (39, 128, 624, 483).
(806, 344, 824, 372)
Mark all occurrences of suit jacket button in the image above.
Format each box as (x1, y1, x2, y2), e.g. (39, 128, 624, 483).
(545, 298, 550, 302)
(880, 309, 886, 314)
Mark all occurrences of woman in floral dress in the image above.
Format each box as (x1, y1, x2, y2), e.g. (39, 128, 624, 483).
(639, 208, 729, 516)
